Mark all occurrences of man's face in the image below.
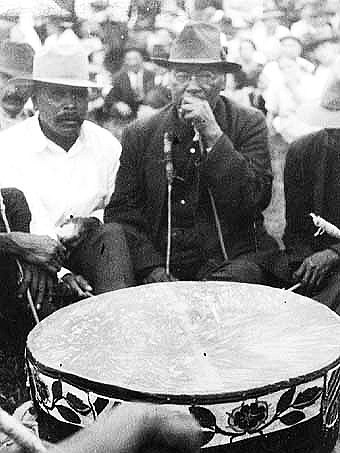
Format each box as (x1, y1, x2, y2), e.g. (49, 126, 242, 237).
(124, 50, 144, 73)
(0, 72, 30, 118)
(33, 83, 88, 139)
(170, 65, 225, 116)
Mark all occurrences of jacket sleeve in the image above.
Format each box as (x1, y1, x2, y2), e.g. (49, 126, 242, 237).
(104, 125, 164, 277)
(282, 142, 314, 262)
(203, 108, 272, 224)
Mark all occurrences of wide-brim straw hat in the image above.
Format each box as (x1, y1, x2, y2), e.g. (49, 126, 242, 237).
(296, 60, 340, 129)
(151, 22, 241, 73)
(13, 29, 99, 88)
(0, 40, 34, 77)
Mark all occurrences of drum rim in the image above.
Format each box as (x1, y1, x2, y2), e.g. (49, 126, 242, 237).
(26, 347, 340, 405)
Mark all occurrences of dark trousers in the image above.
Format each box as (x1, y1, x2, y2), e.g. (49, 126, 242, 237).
(197, 254, 266, 284)
(0, 188, 32, 351)
(67, 223, 135, 294)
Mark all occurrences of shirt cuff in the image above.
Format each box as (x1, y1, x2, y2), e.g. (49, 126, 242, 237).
(57, 267, 72, 280)
(90, 209, 104, 222)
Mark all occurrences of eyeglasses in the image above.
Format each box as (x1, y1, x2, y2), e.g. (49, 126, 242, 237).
(173, 70, 218, 85)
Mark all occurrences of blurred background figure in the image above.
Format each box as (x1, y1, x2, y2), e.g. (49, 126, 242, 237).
(264, 55, 318, 143)
(251, 7, 289, 62)
(103, 44, 155, 122)
(0, 40, 34, 130)
(291, 1, 337, 44)
(227, 38, 264, 108)
(305, 36, 340, 95)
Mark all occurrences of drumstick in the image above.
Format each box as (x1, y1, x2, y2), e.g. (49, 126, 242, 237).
(0, 408, 47, 453)
(285, 282, 302, 292)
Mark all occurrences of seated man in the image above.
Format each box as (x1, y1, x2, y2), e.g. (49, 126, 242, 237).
(0, 188, 66, 351)
(103, 46, 155, 121)
(104, 22, 278, 284)
(276, 58, 340, 314)
(0, 31, 135, 308)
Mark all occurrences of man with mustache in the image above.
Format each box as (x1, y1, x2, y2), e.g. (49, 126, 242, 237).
(0, 31, 134, 313)
(105, 22, 278, 284)
(0, 40, 34, 130)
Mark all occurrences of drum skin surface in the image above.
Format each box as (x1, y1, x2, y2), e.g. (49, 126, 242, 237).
(26, 282, 340, 451)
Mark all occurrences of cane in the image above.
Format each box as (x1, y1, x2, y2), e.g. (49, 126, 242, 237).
(0, 190, 40, 324)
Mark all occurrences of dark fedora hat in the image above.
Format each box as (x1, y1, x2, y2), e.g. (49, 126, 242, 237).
(0, 40, 34, 77)
(151, 22, 241, 73)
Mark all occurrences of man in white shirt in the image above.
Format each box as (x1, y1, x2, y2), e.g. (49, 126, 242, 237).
(0, 31, 134, 312)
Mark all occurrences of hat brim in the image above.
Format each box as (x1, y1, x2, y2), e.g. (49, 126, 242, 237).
(296, 99, 340, 129)
(151, 57, 241, 73)
(0, 65, 32, 78)
(11, 76, 100, 89)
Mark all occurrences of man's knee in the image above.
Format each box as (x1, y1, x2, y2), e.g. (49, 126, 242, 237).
(0, 188, 31, 232)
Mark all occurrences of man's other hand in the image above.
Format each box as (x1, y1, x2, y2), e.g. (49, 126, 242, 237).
(53, 404, 201, 453)
(143, 267, 177, 283)
(7, 232, 66, 273)
(56, 217, 100, 249)
(61, 272, 93, 299)
(293, 249, 340, 291)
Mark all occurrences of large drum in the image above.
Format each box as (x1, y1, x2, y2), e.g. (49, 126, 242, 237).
(26, 282, 340, 451)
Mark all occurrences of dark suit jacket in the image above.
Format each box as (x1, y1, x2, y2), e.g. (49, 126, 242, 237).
(104, 68, 156, 119)
(105, 96, 274, 276)
(284, 129, 340, 266)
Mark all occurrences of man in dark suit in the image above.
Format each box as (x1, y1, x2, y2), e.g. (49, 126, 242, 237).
(104, 46, 156, 120)
(105, 22, 278, 284)
(277, 59, 340, 314)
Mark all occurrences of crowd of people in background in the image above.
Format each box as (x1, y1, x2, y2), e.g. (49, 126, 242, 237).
(1, 0, 340, 144)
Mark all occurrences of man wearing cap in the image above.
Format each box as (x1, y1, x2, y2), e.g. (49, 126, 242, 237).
(105, 22, 278, 285)
(0, 32, 135, 309)
(0, 40, 34, 130)
(274, 57, 340, 315)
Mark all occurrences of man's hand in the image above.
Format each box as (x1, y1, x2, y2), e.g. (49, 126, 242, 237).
(56, 217, 100, 249)
(6, 232, 66, 273)
(17, 263, 57, 310)
(143, 266, 177, 284)
(293, 249, 340, 290)
(53, 404, 201, 453)
(61, 273, 93, 299)
(144, 405, 202, 453)
(179, 95, 222, 148)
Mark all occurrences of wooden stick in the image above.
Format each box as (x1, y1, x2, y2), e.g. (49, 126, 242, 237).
(285, 282, 302, 292)
(0, 408, 46, 453)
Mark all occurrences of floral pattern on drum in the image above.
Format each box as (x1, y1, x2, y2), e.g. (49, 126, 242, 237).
(27, 359, 329, 449)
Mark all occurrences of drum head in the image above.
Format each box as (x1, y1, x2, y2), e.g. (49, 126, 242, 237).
(27, 282, 340, 397)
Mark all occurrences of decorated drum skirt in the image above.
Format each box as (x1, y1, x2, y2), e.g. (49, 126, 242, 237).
(26, 282, 340, 451)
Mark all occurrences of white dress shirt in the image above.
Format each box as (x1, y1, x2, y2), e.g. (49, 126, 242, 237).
(0, 114, 121, 239)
